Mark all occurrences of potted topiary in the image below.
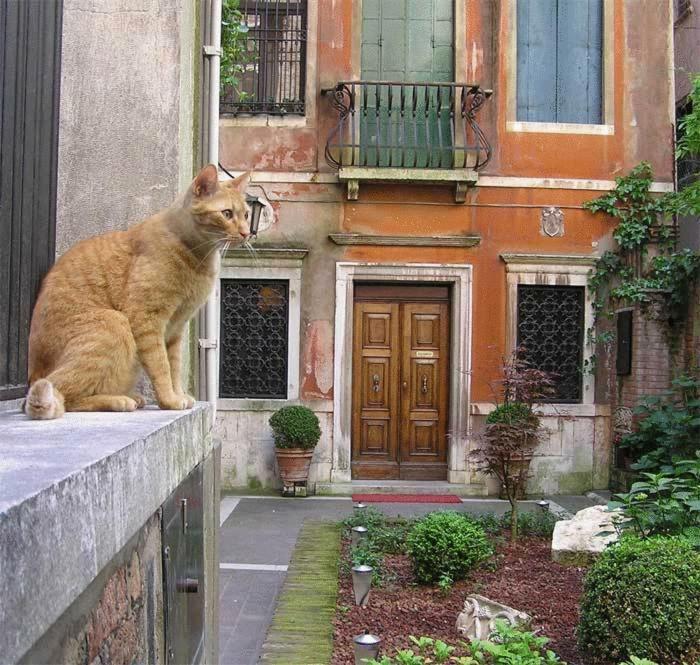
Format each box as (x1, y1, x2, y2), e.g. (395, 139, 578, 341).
(269, 405, 321, 495)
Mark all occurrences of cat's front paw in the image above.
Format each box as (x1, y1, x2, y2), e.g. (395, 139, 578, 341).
(158, 394, 191, 410)
(179, 394, 196, 409)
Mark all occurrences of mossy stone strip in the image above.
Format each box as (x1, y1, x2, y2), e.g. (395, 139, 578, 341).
(260, 521, 340, 665)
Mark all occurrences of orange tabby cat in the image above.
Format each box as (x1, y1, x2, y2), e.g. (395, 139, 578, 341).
(25, 164, 250, 419)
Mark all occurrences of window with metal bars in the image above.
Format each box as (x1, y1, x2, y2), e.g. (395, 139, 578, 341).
(221, 0, 307, 116)
(219, 279, 289, 399)
(516, 285, 585, 403)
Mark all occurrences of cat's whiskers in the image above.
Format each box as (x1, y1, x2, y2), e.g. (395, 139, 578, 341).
(195, 239, 225, 270)
(242, 239, 260, 266)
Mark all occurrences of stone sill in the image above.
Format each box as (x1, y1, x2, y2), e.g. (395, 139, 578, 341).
(470, 402, 611, 418)
(0, 404, 214, 663)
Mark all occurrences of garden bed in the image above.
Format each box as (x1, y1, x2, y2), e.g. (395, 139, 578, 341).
(332, 533, 585, 664)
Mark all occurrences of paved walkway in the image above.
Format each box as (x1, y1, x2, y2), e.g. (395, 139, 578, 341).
(217, 494, 595, 665)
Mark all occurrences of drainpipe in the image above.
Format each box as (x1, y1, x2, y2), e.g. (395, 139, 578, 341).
(199, 0, 222, 413)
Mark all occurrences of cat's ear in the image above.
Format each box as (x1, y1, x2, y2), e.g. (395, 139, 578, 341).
(228, 171, 251, 192)
(192, 164, 219, 198)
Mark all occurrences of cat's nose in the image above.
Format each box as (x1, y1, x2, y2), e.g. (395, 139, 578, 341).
(239, 231, 250, 239)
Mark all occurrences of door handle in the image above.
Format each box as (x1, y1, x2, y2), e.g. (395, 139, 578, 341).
(421, 376, 428, 394)
(372, 374, 380, 392)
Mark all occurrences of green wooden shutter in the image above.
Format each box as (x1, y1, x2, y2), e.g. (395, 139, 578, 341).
(517, 0, 603, 124)
(361, 0, 454, 167)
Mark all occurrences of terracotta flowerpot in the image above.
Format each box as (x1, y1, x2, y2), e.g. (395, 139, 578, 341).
(275, 448, 313, 484)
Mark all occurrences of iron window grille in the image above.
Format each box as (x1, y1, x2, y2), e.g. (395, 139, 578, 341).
(221, 0, 307, 116)
(219, 279, 289, 399)
(516, 285, 585, 403)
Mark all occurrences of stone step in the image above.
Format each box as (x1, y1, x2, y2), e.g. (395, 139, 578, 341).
(313, 480, 488, 497)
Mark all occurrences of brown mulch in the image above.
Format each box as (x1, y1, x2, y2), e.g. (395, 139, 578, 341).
(332, 536, 585, 664)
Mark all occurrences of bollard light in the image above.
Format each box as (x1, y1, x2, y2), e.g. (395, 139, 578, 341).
(353, 502, 367, 513)
(536, 498, 550, 512)
(351, 564, 373, 607)
(353, 630, 381, 664)
(351, 525, 368, 547)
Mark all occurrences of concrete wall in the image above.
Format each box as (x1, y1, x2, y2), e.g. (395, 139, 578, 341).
(0, 405, 218, 664)
(55, 0, 199, 256)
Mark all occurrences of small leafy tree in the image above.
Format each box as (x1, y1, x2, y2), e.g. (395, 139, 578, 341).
(470, 351, 555, 541)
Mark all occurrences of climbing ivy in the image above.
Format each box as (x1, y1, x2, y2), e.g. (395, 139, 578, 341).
(584, 75, 700, 338)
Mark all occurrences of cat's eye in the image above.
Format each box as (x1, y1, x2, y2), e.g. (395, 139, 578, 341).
(222, 209, 233, 220)
(244, 210, 249, 220)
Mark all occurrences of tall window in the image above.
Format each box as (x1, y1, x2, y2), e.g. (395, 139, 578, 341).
(219, 280, 289, 399)
(517, 285, 585, 403)
(221, 0, 308, 116)
(516, 0, 603, 124)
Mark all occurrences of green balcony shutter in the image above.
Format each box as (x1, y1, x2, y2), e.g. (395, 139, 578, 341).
(360, 0, 454, 167)
(517, 0, 603, 124)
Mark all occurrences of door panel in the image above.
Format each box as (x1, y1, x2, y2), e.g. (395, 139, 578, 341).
(400, 303, 449, 479)
(352, 295, 449, 480)
(352, 303, 400, 478)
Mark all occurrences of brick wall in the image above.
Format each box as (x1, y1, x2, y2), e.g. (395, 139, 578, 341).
(24, 514, 163, 665)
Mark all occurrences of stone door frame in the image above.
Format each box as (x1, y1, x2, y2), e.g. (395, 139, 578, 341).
(332, 262, 473, 484)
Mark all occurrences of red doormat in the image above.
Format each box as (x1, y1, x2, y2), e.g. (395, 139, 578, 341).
(352, 493, 462, 504)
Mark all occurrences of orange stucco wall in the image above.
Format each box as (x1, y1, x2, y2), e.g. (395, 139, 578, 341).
(218, 0, 675, 406)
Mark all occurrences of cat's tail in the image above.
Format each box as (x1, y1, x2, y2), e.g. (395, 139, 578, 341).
(24, 378, 65, 420)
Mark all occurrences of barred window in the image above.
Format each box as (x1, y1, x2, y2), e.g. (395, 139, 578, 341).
(517, 285, 585, 403)
(221, 0, 307, 116)
(220, 280, 289, 398)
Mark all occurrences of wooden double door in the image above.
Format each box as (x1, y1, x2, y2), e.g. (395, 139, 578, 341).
(351, 285, 450, 480)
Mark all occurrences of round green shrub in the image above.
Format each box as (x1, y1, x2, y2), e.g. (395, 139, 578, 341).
(269, 406, 321, 450)
(406, 511, 492, 585)
(486, 402, 536, 426)
(578, 536, 700, 663)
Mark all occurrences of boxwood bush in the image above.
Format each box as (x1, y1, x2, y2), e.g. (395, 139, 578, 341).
(578, 536, 700, 663)
(406, 511, 492, 585)
(268, 405, 321, 450)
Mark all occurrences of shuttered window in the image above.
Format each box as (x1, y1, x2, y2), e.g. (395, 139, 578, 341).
(0, 0, 62, 400)
(516, 0, 603, 124)
(361, 0, 454, 83)
(360, 0, 454, 166)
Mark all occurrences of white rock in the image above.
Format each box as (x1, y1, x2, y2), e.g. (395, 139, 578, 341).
(551, 505, 621, 566)
(456, 594, 531, 640)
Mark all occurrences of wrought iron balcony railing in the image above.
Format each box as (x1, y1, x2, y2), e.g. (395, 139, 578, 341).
(322, 81, 492, 172)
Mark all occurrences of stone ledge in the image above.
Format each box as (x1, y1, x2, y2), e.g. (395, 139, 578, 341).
(328, 233, 481, 247)
(0, 404, 214, 663)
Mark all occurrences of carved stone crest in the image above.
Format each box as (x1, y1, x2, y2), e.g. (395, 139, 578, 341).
(541, 206, 564, 237)
(456, 594, 531, 641)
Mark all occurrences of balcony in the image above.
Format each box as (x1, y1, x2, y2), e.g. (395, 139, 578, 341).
(322, 81, 492, 201)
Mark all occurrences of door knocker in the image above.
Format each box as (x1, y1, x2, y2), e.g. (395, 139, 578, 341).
(372, 374, 380, 392)
(421, 375, 428, 394)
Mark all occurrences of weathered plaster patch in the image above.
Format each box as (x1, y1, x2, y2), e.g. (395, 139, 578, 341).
(302, 320, 334, 399)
